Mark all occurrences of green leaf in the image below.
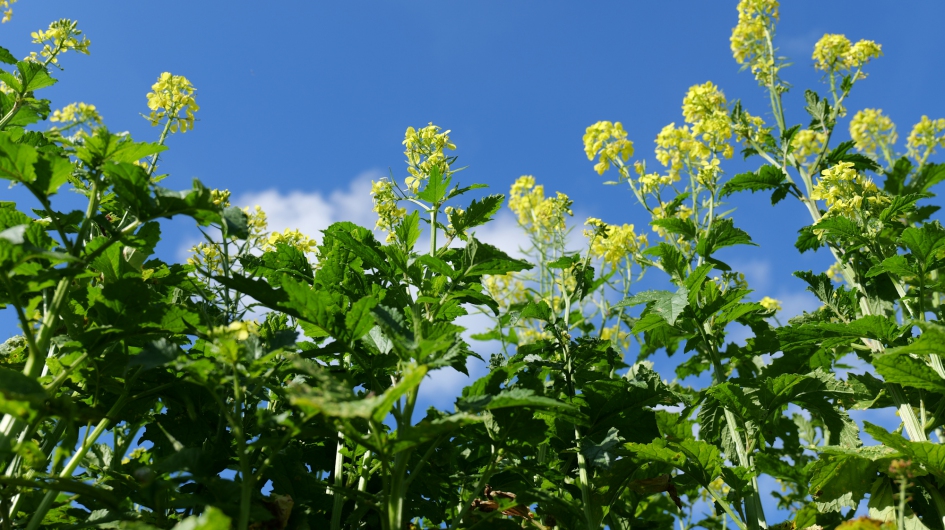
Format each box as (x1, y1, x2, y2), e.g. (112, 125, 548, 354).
(128, 338, 182, 371)
(458, 387, 579, 414)
(416, 164, 451, 204)
(619, 286, 690, 326)
(808, 453, 877, 512)
(824, 140, 882, 174)
(900, 222, 945, 268)
(0, 47, 16, 65)
(650, 217, 697, 240)
(0, 135, 38, 184)
(873, 353, 945, 393)
(17, 61, 57, 92)
(452, 194, 504, 235)
(696, 217, 755, 257)
(172, 506, 232, 530)
(720, 165, 786, 197)
(345, 295, 378, 341)
(864, 422, 945, 479)
(221, 206, 249, 240)
(581, 427, 624, 469)
(624, 439, 686, 467)
(395, 210, 421, 249)
(0, 366, 46, 422)
(889, 321, 945, 356)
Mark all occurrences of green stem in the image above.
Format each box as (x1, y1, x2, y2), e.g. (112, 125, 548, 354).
(232, 364, 253, 530)
(330, 433, 346, 530)
(147, 117, 175, 177)
(25, 388, 132, 530)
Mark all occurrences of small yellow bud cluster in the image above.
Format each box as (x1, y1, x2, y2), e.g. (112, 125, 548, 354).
(1, 0, 15, 23)
(508, 175, 573, 240)
(730, 0, 780, 85)
(29, 19, 90, 64)
(759, 296, 782, 312)
(146, 72, 199, 133)
(812, 34, 882, 73)
(244, 205, 269, 240)
(906, 115, 945, 164)
(403, 123, 456, 193)
(733, 109, 769, 147)
(50, 102, 102, 126)
(633, 161, 674, 194)
(584, 217, 647, 269)
(210, 320, 259, 341)
(265, 228, 318, 255)
(188, 242, 223, 274)
(583, 121, 634, 175)
(811, 162, 890, 238)
(210, 189, 232, 207)
(790, 129, 827, 162)
(371, 179, 406, 243)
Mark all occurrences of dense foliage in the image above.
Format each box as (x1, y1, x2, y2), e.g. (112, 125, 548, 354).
(3, 2, 945, 530)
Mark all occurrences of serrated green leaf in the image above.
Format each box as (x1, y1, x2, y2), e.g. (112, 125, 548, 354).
(873, 353, 945, 393)
(0, 47, 16, 65)
(720, 165, 786, 198)
(696, 217, 755, 257)
(17, 61, 57, 92)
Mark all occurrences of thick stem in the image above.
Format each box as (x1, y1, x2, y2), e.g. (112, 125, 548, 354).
(331, 434, 346, 530)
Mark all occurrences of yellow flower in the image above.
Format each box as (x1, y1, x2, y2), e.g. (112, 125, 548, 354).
(849, 109, 896, 157)
(813, 34, 882, 72)
(790, 129, 827, 161)
(1, 0, 16, 23)
(483, 273, 527, 310)
(811, 161, 890, 238)
(600, 323, 631, 351)
(146, 72, 199, 133)
(210, 189, 231, 207)
(759, 296, 782, 312)
(371, 179, 406, 243)
(264, 228, 318, 255)
(403, 123, 455, 193)
(906, 115, 945, 164)
(508, 176, 572, 240)
(49, 102, 103, 130)
(584, 217, 647, 269)
(682, 82, 734, 158)
(730, 0, 779, 84)
(583, 121, 634, 175)
(29, 19, 91, 64)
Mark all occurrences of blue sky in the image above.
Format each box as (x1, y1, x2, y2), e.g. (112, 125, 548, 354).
(4, 0, 945, 520)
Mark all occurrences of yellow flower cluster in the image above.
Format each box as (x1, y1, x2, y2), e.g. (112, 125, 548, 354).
(188, 242, 224, 274)
(371, 179, 406, 243)
(482, 273, 528, 311)
(146, 72, 199, 133)
(244, 205, 269, 240)
(1, 0, 16, 23)
(584, 217, 647, 269)
(655, 124, 701, 179)
(264, 228, 318, 255)
(508, 175, 573, 239)
(682, 82, 734, 159)
(210, 189, 231, 207)
(730, 0, 779, 84)
(812, 34, 882, 72)
(403, 123, 456, 193)
(733, 109, 769, 146)
(790, 129, 827, 161)
(50, 102, 103, 128)
(811, 162, 890, 234)
(210, 320, 260, 341)
(849, 109, 896, 157)
(906, 115, 945, 163)
(759, 296, 782, 312)
(29, 19, 90, 64)
(633, 161, 675, 194)
(583, 121, 634, 175)
(600, 323, 631, 351)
